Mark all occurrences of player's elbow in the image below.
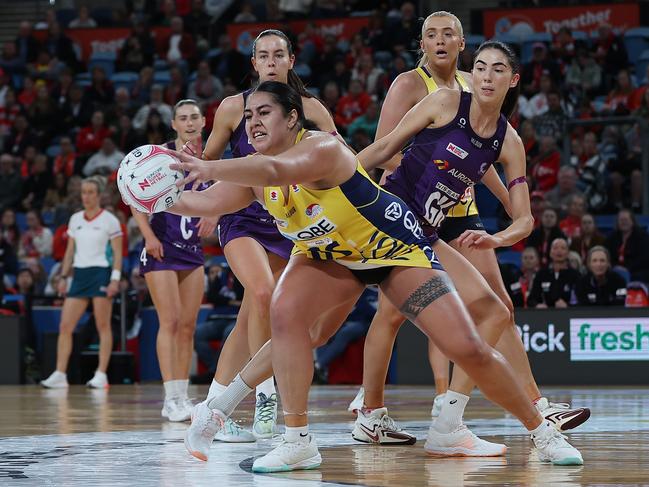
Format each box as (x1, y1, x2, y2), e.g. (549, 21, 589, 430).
(518, 214, 534, 238)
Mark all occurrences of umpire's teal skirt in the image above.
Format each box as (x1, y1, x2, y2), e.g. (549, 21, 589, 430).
(68, 267, 111, 298)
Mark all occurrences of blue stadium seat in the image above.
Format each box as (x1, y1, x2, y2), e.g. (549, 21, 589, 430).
(624, 27, 649, 65)
(46, 145, 61, 158)
(42, 210, 54, 227)
(465, 34, 485, 49)
(56, 8, 76, 27)
(41, 257, 56, 276)
(634, 49, 649, 82)
(206, 48, 221, 60)
(497, 249, 522, 269)
(595, 214, 617, 235)
(572, 31, 589, 42)
(153, 70, 171, 85)
(475, 183, 502, 218)
(111, 71, 139, 92)
(15, 212, 27, 232)
(153, 59, 169, 71)
(88, 52, 116, 78)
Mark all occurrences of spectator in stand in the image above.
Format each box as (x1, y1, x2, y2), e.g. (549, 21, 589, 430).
(21, 153, 49, 210)
(141, 109, 171, 145)
(0, 69, 9, 106)
(568, 250, 586, 275)
(164, 67, 187, 106)
(0, 42, 24, 77)
(527, 237, 580, 308)
(28, 84, 60, 144)
(113, 115, 142, 155)
(43, 22, 80, 72)
(60, 84, 94, 132)
(43, 172, 69, 212)
(545, 166, 584, 216)
(0, 154, 22, 209)
(68, 5, 97, 28)
(351, 52, 385, 98)
(187, 60, 223, 105)
(210, 34, 249, 90)
(386, 54, 409, 86)
(17, 77, 36, 108)
(313, 287, 377, 384)
(559, 194, 587, 243)
(528, 135, 560, 194)
(161, 16, 197, 69)
(574, 246, 627, 306)
(4, 114, 37, 157)
(347, 100, 379, 142)
(14, 21, 39, 64)
(389, 1, 420, 54)
(183, 0, 211, 47)
(350, 128, 373, 154)
(550, 26, 578, 73)
(311, 34, 342, 78)
(76, 111, 112, 158)
(85, 66, 115, 110)
(527, 208, 566, 267)
(29, 51, 63, 84)
(530, 190, 546, 228)
(0, 88, 22, 139)
(321, 58, 351, 95)
(278, 0, 313, 19)
(573, 131, 607, 211)
(19, 145, 37, 179)
(344, 33, 371, 70)
(52, 136, 76, 177)
(593, 23, 628, 88)
(519, 247, 540, 307)
(0, 208, 20, 248)
(234, 2, 258, 23)
(605, 125, 641, 212)
(133, 85, 173, 130)
(105, 87, 136, 128)
(118, 35, 150, 73)
(520, 72, 553, 120)
(628, 64, 649, 111)
(131, 66, 155, 107)
(533, 90, 567, 140)
(604, 69, 634, 115)
(605, 209, 649, 283)
(51, 68, 74, 108)
(53, 175, 82, 228)
(565, 49, 602, 99)
(153, 0, 177, 26)
(313, 0, 346, 18)
(623, 122, 644, 213)
(83, 137, 124, 177)
(520, 120, 539, 166)
(18, 209, 53, 258)
(570, 213, 606, 261)
(520, 42, 561, 98)
(320, 81, 339, 115)
(334, 79, 371, 134)
(362, 11, 389, 53)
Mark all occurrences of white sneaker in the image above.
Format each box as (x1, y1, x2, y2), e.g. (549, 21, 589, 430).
(251, 434, 322, 473)
(161, 398, 192, 422)
(347, 386, 365, 414)
(253, 392, 278, 439)
(531, 421, 583, 465)
(86, 370, 108, 389)
(352, 407, 416, 445)
(40, 371, 69, 389)
(536, 398, 591, 432)
(184, 401, 226, 461)
(431, 393, 446, 417)
(214, 418, 256, 443)
(424, 424, 507, 457)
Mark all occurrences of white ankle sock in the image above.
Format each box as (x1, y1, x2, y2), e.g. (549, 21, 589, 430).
(207, 379, 227, 401)
(434, 390, 469, 433)
(256, 376, 275, 398)
(529, 420, 550, 436)
(163, 381, 178, 401)
(284, 425, 309, 443)
(207, 374, 253, 416)
(177, 379, 189, 400)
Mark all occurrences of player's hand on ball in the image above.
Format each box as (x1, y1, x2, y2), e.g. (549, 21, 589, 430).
(457, 230, 502, 250)
(169, 150, 212, 191)
(181, 135, 202, 158)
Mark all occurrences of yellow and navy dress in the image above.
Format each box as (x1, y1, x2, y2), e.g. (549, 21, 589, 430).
(412, 66, 484, 241)
(263, 160, 443, 284)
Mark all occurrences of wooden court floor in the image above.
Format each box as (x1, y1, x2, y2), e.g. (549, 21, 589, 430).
(0, 385, 647, 486)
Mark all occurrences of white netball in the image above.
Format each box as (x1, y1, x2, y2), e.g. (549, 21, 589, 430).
(117, 144, 184, 214)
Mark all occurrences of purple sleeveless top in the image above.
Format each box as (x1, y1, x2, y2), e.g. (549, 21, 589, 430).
(148, 140, 203, 251)
(384, 91, 507, 231)
(226, 88, 273, 221)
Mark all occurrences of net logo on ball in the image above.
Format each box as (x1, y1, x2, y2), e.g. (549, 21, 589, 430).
(117, 145, 184, 214)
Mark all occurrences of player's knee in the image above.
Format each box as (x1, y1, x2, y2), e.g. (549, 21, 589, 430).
(177, 321, 196, 341)
(269, 297, 297, 336)
(455, 336, 490, 368)
(251, 284, 274, 310)
(160, 316, 181, 334)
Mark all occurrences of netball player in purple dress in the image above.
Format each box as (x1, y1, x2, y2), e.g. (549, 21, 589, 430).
(193, 29, 340, 440)
(349, 13, 590, 452)
(131, 100, 214, 422)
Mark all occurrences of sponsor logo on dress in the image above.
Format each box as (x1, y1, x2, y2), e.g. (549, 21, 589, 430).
(448, 168, 475, 186)
(458, 117, 467, 128)
(275, 219, 288, 228)
(434, 182, 460, 200)
(285, 207, 296, 218)
(471, 137, 483, 148)
(269, 190, 278, 201)
(283, 217, 336, 240)
(433, 159, 449, 170)
(291, 184, 300, 192)
(446, 142, 469, 159)
(305, 203, 323, 218)
(384, 202, 403, 221)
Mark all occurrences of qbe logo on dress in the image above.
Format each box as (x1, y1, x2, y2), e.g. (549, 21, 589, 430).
(384, 202, 403, 221)
(570, 317, 649, 361)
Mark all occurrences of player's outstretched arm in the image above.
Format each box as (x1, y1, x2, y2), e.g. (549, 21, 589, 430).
(169, 181, 257, 219)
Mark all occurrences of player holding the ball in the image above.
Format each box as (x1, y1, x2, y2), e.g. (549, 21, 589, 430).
(128, 100, 214, 422)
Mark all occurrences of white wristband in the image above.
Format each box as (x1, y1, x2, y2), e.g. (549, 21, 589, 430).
(111, 269, 121, 281)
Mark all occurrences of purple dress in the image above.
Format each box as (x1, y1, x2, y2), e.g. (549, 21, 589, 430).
(383, 91, 508, 244)
(140, 141, 205, 274)
(216, 89, 294, 260)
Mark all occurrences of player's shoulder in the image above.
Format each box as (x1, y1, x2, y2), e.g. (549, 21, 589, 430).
(216, 93, 245, 120)
(391, 69, 428, 94)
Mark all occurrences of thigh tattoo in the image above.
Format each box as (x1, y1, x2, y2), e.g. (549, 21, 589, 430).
(399, 275, 454, 321)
